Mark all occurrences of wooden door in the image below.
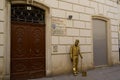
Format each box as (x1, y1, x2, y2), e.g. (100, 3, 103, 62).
(11, 22, 45, 80)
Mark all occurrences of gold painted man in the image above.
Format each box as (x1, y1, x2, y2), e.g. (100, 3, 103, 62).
(70, 40, 83, 76)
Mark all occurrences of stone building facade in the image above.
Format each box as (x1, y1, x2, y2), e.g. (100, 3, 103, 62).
(0, 0, 120, 79)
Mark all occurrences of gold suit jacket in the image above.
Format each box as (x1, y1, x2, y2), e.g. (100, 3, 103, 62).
(70, 45, 82, 60)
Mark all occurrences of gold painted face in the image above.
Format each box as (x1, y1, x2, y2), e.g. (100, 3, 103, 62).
(75, 40, 79, 46)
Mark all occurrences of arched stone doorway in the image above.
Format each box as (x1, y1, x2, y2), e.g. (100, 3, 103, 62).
(11, 4, 46, 79)
(92, 16, 112, 67)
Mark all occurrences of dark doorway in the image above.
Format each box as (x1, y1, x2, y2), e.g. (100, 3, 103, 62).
(11, 4, 46, 80)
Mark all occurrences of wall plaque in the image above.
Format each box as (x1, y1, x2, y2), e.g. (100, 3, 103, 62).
(52, 18, 66, 35)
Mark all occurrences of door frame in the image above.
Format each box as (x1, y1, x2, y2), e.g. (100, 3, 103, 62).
(5, 0, 52, 79)
(92, 15, 112, 67)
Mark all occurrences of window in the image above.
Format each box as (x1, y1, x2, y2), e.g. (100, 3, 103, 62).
(11, 4, 45, 24)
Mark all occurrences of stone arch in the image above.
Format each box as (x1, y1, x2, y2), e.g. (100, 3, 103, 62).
(92, 15, 109, 22)
(11, 0, 51, 11)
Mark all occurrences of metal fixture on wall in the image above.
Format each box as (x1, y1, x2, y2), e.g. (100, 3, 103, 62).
(68, 15, 73, 20)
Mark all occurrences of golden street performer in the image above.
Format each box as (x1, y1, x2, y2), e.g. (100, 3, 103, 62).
(70, 39, 83, 76)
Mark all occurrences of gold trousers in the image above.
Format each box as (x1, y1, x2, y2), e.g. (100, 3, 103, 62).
(72, 56, 78, 74)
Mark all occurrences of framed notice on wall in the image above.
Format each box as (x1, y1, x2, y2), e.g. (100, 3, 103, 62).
(51, 18, 66, 35)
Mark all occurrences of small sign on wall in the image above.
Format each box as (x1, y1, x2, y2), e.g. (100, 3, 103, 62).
(52, 18, 66, 35)
(52, 24, 65, 35)
(52, 45, 58, 52)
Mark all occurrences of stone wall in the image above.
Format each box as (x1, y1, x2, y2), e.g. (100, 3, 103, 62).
(0, 0, 5, 79)
(11, 0, 120, 76)
(42, 0, 119, 75)
(0, 0, 120, 78)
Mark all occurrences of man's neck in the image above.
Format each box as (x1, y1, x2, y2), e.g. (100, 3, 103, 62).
(75, 45, 78, 47)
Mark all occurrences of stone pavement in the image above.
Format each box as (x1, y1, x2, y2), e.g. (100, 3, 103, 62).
(30, 65, 120, 80)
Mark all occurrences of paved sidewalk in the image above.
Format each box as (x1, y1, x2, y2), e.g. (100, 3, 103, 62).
(30, 65, 120, 80)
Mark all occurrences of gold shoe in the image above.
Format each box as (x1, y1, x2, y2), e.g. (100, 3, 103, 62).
(73, 72, 77, 76)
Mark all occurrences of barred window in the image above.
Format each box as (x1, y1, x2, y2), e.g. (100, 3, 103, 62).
(11, 4, 45, 24)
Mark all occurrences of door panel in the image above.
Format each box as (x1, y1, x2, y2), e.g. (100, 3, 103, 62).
(11, 22, 29, 58)
(93, 19, 108, 66)
(28, 58, 45, 78)
(11, 22, 45, 80)
(11, 59, 29, 80)
(28, 24, 45, 78)
(11, 22, 29, 80)
(29, 25, 45, 58)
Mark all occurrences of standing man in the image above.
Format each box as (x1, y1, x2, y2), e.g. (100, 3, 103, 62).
(70, 39, 83, 76)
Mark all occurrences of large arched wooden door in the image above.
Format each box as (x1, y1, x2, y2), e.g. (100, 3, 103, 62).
(11, 4, 46, 80)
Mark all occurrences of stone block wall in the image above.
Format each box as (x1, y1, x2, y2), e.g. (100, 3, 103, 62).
(0, 0, 120, 78)
(21, 0, 120, 75)
(0, 0, 5, 79)
(49, 0, 119, 75)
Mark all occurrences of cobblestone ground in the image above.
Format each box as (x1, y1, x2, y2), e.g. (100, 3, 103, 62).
(29, 65, 120, 80)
